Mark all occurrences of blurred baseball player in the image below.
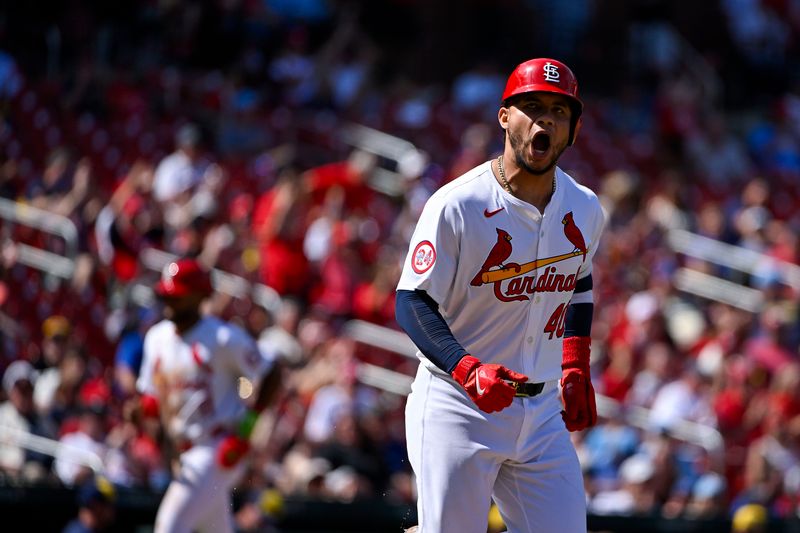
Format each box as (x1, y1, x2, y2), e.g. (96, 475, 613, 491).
(136, 258, 281, 533)
(396, 58, 605, 533)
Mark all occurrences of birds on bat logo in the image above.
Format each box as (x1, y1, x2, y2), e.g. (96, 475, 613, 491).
(471, 229, 520, 286)
(470, 212, 587, 302)
(562, 212, 587, 260)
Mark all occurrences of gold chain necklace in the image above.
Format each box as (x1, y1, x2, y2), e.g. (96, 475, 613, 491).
(497, 155, 512, 193)
(497, 155, 556, 196)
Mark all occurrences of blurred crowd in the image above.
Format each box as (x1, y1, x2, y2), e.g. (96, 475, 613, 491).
(1, 0, 800, 530)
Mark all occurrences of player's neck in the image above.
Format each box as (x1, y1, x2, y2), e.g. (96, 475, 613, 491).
(172, 314, 202, 334)
(495, 155, 556, 213)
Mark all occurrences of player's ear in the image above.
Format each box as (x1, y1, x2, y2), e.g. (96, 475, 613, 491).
(498, 106, 509, 131)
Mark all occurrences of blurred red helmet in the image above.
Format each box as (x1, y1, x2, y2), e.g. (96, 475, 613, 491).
(502, 58, 583, 145)
(155, 258, 213, 298)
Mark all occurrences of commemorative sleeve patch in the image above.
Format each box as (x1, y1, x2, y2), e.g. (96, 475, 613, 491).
(411, 241, 436, 274)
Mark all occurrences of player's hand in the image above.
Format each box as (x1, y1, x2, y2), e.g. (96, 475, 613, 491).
(560, 337, 597, 432)
(217, 434, 251, 468)
(451, 355, 528, 413)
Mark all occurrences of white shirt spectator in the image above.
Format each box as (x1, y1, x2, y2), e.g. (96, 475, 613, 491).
(0, 401, 30, 472)
(152, 150, 206, 202)
(54, 430, 108, 486)
(649, 375, 716, 431)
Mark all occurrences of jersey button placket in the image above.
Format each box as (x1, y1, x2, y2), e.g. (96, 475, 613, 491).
(531, 218, 548, 369)
(524, 220, 544, 376)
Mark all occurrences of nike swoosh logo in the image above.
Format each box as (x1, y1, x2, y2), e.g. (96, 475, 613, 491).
(484, 207, 505, 218)
(475, 369, 487, 395)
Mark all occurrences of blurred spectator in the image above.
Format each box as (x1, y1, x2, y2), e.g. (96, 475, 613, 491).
(0, 360, 57, 482)
(277, 442, 332, 497)
(721, 0, 791, 67)
(450, 61, 505, 122)
(112, 319, 145, 399)
(62, 476, 117, 533)
(580, 416, 640, 487)
(627, 341, 676, 409)
(94, 160, 161, 283)
(351, 264, 399, 326)
(746, 96, 800, 180)
(40, 315, 71, 364)
(447, 123, 495, 186)
(54, 398, 124, 487)
(739, 393, 800, 511)
(37, 346, 87, 427)
(731, 502, 769, 533)
(302, 343, 362, 445)
(599, 340, 636, 402)
(25, 148, 73, 209)
(315, 412, 386, 498)
(53, 403, 107, 487)
(0, 49, 23, 100)
(649, 361, 716, 432)
(152, 124, 207, 204)
(252, 168, 313, 298)
(685, 113, 753, 186)
(33, 315, 72, 410)
(267, 26, 318, 106)
(589, 454, 658, 515)
(257, 299, 304, 367)
(683, 472, 727, 518)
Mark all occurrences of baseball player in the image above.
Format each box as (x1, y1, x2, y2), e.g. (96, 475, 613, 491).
(136, 258, 282, 533)
(396, 58, 605, 533)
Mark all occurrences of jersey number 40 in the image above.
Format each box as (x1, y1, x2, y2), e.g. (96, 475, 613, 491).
(543, 303, 568, 339)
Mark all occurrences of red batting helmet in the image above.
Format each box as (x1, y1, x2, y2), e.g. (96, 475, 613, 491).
(502, 58, 583, 145)
(154, 258, 213, 298)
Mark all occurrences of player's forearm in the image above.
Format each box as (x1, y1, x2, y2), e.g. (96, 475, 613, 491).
(251, 362, 283, 412)
(564, 303, 593, 337)
(565, 273, 593, 338)
(395, 289, 469, 373)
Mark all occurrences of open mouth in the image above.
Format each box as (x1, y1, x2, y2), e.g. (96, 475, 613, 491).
(532, 133, 551, 156)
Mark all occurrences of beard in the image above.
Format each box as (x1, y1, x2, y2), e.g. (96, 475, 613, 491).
(508, 128, 567, 176)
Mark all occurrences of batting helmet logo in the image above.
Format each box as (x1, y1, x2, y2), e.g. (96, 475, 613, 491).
(542, 62, 560, 83)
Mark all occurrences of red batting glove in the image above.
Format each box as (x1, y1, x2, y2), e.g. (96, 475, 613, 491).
(561, 336, 597, 432)
(451, 355, 528, 413)
(217, 435, 251, 468)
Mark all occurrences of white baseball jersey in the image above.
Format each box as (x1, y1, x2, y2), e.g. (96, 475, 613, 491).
(139, 315, 274, 533)
(398, 160, 604, 381)
(137, 316, 274, 448)
(399, 160, 605, 533)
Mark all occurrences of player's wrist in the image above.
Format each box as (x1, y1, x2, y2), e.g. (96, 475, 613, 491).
(218, 433, 251, 468)
(236, 409, 259, 439)
(561, 336, 591, 372)
(451, 355, 481, 385)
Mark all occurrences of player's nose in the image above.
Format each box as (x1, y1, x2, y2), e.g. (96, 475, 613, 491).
(535, 111, 555, 127)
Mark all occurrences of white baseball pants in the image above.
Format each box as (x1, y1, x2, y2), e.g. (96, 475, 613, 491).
(405, 365, 586, 533)
(154, 438, 246, 533)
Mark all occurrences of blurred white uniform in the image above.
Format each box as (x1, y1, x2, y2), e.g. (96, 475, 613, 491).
(138, 316, 274, 533)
